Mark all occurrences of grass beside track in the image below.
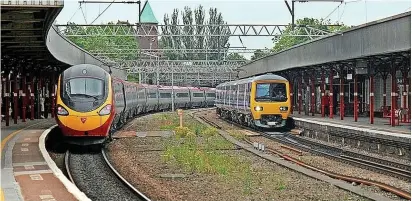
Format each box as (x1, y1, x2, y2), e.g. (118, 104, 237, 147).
(155, 113, 288, 195)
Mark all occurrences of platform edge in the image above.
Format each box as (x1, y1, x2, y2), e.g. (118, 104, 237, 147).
(39, 125, 91, 201)
(292, 117, 411, 139)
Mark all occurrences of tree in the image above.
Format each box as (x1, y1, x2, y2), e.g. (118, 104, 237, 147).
(250, 49, 272, 61)
(65, 21, 139, 61)
(127, 73, 139, 82)
(272, 18, 351, 53)
(226, 53, 247, 61)
(159, 5, 230, 61)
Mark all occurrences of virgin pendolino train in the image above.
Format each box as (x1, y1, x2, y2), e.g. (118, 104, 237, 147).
(215, 74, 292, 129)
(55, 64, 215, 145)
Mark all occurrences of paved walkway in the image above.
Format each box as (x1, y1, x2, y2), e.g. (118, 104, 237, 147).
(1, 119, 78, 201)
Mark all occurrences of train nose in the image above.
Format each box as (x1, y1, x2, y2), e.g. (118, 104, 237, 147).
(65, 115, 102, 131)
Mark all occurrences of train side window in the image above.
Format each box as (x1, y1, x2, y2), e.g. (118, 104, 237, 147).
(149, 93, 157, 98)
(176, 93, 189, 98)
(160, 93, 171, 98)
(138, 92, 145, 99)
(193, 93, 203, 97)
(207, 93, 215, 97)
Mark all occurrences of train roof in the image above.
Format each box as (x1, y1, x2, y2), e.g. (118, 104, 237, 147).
(158, 86, 188, 90)
(63, 64, 108, 79)
(216, 74, 287, 88)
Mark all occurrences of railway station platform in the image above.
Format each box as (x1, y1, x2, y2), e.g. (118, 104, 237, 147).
(1, 120, 78, 201)
(291, 113, 410, 161)
(291, 113, 410, 135)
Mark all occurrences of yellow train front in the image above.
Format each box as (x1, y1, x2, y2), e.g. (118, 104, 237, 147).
(55, 64, 115, 145)
(215, 74, 291, 129)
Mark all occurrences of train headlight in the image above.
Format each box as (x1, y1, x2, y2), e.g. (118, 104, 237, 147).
(254, 106, 263, 111)
(57, 105, 69, 116)
(99, 104, 112, 116)
(279, 106, 288, 112)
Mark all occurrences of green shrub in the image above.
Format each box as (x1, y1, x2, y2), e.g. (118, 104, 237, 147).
(201, 127, 218, 138)
(173, 126, 191, 138)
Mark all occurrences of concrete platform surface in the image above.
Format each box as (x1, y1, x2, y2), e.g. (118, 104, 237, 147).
(291, 113, 410, 136)
(1, 120, 78, 201)
(291, 113, 410, 160)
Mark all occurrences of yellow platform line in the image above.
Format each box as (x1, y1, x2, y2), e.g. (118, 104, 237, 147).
(0, 189, 4, 201)
(1, 121, 45, 201)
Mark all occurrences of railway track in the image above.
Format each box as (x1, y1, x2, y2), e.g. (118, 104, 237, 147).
(64, 149, 150, 201)
(201, 112, 411, 181)
(196, 111, 411, 200)
(281, 134, 411, 181)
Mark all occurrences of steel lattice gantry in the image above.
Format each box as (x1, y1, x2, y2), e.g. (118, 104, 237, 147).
(55, 24, 330, 37)
(123, 59, 245, 87)
(55, 23, 334, 87)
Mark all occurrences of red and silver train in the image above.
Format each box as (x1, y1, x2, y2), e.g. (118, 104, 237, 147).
(55, 64, 215, 145)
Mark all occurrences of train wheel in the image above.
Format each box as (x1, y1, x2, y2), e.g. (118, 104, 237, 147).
(247, 116, 255, 129)
(285, 117, 295, 130)
(108, 130, 114, 141)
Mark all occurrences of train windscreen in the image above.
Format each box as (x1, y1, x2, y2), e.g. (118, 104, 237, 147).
(62, 77, 107, 112)
(255, 83, 287, 102)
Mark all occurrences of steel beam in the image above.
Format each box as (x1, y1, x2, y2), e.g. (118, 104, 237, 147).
(390, 61, 397, 127)
(5, 73, 10, 126)
(290, 77, 294, 114)
(89, 48, 269, 55)
(298, 74, 302, 115)
(311, 70, 315, 116)
(30, 75, 34, 120)
(321, 68, 325, 117)
(50, 74, 55, 118)
(13, 73, 18, 124)
(329, 68, 334, 119)
(22, 73, 27, 122)
(339, 66, 344, 120)
(369, 63, 374, 124)
(56, 24, 331, 37)
(401, 65, 409, 122)
(354, 71, 358, 122)
(382, 74, 387, 109)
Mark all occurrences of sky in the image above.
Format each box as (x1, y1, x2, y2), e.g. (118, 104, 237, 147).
(55, 0, 411, 59)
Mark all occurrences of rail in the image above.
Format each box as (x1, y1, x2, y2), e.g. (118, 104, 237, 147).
(64, 149, 151, 201)
(195, 111, 411, 200)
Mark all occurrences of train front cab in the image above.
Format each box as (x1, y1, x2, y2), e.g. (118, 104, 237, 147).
(55, 69, 115, 145)
(250, 79, 291, 128)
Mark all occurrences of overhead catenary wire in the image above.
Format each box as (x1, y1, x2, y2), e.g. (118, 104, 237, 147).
(91, 0, 116, 25)
(68, 5, 82, 23)
(320, 2, 343, 24)
(80, 5, 88, 24)
(337, 3, 346, 23)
